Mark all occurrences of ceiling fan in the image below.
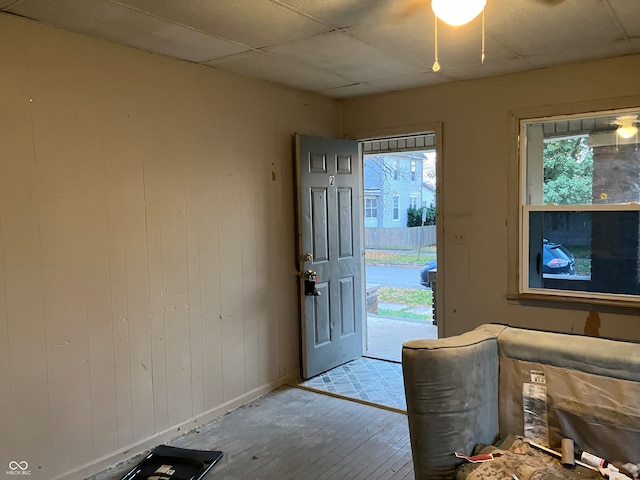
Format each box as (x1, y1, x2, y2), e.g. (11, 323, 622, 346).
(395, 0, 567, 71)
(397, 0, 567, 20)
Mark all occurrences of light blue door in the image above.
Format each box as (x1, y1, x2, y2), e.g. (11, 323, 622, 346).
(295, 134, 364, 379)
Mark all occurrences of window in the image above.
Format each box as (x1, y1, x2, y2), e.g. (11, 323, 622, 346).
(393, 195, 400, 221)
(410, 195, 419, 209)
(520, 107, 640, 303)
(411, 160, 416, 181)
(365, 196, 378, 219)
(393, 159, 398, 180)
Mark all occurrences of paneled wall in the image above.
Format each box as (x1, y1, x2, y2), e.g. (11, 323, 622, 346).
(0, 14, 339, 480)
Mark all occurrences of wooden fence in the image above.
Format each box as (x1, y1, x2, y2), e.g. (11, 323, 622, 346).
(365, 226, 436, 250)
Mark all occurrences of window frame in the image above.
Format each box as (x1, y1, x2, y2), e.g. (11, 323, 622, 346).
(517, 106, 640, 307)
(364, 195, 378, 219)
(392, 195, 400, 221)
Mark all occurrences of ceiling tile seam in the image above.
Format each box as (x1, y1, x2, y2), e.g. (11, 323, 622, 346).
(338, 29, 435, 74)
(106, 0, 255, 52)
(319, 26, 434, 75)
(201, 47, 359, 86)
(601, 0, 632, 45)
(267, 0, 339, 31)
(106, 0, 348, 63)
(485, 33, 537, 68)
(267, 0, 395, 34)
(0, 0, 22, 11)
(322, 82, 379, 96)
(245, 32, 377, 83)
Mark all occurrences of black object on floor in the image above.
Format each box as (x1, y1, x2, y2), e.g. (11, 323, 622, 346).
(119, 445, 223, 480)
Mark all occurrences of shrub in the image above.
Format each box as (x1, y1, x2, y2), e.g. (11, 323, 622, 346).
(407, 204, 436, 227)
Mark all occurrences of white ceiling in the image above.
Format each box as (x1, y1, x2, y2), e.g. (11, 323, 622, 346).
(2, 0, 639, 99)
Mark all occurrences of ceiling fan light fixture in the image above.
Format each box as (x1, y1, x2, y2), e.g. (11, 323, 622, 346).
(431, 0, 486, 26)
(612, 115, 639, 139)
(617, 125, 638, 140)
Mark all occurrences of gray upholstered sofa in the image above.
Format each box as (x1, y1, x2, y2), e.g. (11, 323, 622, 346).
(402, 324, 640, 479)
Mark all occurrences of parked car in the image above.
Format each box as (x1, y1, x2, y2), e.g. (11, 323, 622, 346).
(418, 240, 575, 288)
(419, 259, 437, 288)
(542, 239, 575, 275)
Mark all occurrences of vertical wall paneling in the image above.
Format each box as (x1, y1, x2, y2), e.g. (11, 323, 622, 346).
(0, 195, 13, 463)
(0, 18, 24, 466)
(119, 96, 155, 442)
(158, 101, 193, 428)
(273, 137, 298, 380)
(29, 32, 94, 472)
(183, 92, 216, 417)
(0, 19, 52, 473)
(74, 42, 119, 459)
(1, 13, 340, 479)
(104, 54, 156, 441)
(257, 136, 277, 384)
(141, 133, 169, 433)
(191, 93, 224, 412)
(197, 161, 224, 411)
(105, 111, 135, 448)
(185, 156, 205, 418)
(218, 153, 247, 402)
(241, 152, 260, 392)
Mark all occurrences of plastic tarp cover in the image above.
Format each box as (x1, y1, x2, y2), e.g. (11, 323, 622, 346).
(499, 357, 640, 466)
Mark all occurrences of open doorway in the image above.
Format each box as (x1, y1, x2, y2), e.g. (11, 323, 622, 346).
(294, 132, 439, 411)
(361, 135, 439, 362)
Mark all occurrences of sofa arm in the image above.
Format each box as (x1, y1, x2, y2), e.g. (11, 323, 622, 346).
(402, 324, 506, 480)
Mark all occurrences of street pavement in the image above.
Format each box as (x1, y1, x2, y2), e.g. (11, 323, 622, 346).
(365, 265, 422, 289)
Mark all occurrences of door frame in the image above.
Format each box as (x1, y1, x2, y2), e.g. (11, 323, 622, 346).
(347, 122, 444, 339)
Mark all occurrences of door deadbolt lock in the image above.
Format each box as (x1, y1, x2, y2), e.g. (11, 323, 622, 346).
(304, 269, 320, 296)
(303, 252, 313, 262)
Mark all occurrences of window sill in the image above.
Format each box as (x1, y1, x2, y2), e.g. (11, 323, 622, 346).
(507, 292, 640, 315)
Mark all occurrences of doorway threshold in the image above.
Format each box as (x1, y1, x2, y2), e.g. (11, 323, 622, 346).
(363, 352, 401, 363)
(294, 357, 406, 413)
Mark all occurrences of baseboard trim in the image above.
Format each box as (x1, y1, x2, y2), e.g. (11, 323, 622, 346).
(53, 372, 300, 480)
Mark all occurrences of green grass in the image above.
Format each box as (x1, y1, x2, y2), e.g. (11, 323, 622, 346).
(378, 286, 432, 307)
(366, 247, 436, 266)
(377, 308, 432, 321)
(366, 250, 435, 322)
(376, 286, 433, 322)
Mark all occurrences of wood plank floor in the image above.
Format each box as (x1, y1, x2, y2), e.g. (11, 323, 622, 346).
(88, 386, 414, 480)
